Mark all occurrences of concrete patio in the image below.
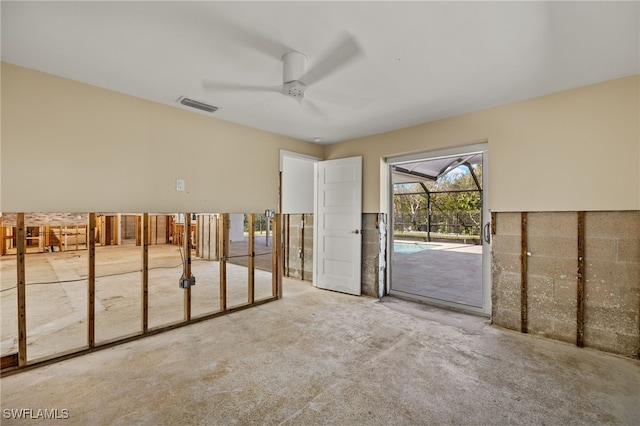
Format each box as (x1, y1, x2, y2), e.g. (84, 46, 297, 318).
(391, 241, 483, 307)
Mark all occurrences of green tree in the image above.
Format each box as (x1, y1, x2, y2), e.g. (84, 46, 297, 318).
(394, 163, 482, 236)
(393, 183, 426, 231)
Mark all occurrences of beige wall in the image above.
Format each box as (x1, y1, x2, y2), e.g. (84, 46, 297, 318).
(3, 63, 638, 214)
(1, 63, 323, 213)
(324, 75, 640, 213)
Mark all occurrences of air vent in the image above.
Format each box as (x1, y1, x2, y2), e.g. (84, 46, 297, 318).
(177, 97, 218, 113)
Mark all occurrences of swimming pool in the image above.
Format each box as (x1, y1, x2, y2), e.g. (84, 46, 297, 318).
(393, 242, 439, 254)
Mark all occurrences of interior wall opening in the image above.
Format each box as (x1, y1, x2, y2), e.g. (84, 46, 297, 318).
(279, 150, 319, 285)
(1, 211, 281, 373)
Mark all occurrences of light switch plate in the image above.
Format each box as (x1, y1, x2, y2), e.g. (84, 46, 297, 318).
(176, 179, 185, 192)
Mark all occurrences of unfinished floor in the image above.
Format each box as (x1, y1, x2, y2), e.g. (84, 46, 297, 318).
(1, 278, 638, 425)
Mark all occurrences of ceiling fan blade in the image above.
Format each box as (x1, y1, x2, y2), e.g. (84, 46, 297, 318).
(239, 31, 292, 62)
(203, 80, 281, 94)
(303, 31, 364, 86)
(307, 89, 373, 110)
(190, 4, 292, 61)
(207, 15, 291, 61)
(300, 97, 328, 121)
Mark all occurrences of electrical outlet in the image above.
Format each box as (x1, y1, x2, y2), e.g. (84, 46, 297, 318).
(178, 275, 196, 288)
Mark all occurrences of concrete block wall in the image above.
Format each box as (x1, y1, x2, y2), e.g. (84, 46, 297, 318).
(492, 210, 640, 358)
(527, 212, 579, 343)
(302, 215, 314, 280)
(285, 215, 303, 280)
(491, 212, 522, 331)
(584, 212, 640, 356)
(284, 214, 313, 282)
(362, 213, 384, 298)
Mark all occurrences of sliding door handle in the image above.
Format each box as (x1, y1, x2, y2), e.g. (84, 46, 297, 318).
(483, 222, 491, 244)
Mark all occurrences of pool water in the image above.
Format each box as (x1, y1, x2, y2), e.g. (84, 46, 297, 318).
(393, 242, 439, 254)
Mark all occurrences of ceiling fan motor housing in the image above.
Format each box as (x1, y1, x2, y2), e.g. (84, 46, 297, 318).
(283, 81, 306, 98)
(282, 51, 308, 98)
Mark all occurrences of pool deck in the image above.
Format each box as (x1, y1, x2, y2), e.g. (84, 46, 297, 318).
(391, 241, 483, 307)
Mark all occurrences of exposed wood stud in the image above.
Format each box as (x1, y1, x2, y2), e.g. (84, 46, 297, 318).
(142, 213, 149, 333)
(576, 211, 586, 348)
(277, 214, 283, 299)
(248, 214, 255, 304)
(220, 214, 228, 311)
(136, 215, 142, 246)
(88, 213, 96, 348)
(104, 216, 111, 246)
(272, 214, 283, 299)
(16, 213, 27, 366)
(214, 215, 220, 261)
(195, 214, 201, 258)
(38, 226, 44, 252)
(272, 216, 278, 297)
(1, 354, 18, 370)
(202, 215, 206, 257)
(208, 215, 212, 260)
(184, 213, 192, 322)
(0, 216, 5, 256)
(491, 211, 497, 236)
(114, 215, 120, 246)
(520, 212, 528, 334)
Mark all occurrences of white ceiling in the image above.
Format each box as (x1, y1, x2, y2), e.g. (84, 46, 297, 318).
(2, 1, 638, 145)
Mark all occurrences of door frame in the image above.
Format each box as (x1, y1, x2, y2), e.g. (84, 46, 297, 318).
(386, 142, 491, 316)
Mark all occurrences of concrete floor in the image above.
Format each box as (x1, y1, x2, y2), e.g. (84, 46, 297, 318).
(392, 241, 483, 307)
(1, 278, 638, 425)
(227, 234, 273, 272)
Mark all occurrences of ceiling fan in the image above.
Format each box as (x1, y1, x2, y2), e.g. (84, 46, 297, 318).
(203, 32, 372, 113)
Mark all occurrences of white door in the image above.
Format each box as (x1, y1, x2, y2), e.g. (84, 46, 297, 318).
(314, 156, 362, 295)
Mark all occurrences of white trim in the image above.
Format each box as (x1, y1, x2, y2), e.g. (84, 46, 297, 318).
(386, 142, 488, 166)
(481, 146, 491, 316)
(279, 150, 321, 172)
(313, 162, 319, 287)
(389, 289, 490, 317)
